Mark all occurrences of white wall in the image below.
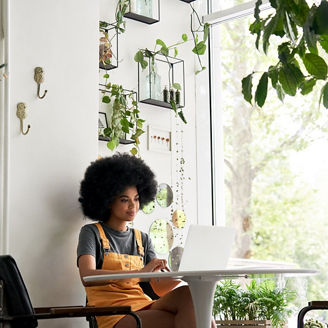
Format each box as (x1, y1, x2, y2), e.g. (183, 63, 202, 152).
(0, 1, 213, 327)
(1, 1, 98, 327)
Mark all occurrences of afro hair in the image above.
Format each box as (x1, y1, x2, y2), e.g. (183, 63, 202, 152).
(79, 153, 157, 221)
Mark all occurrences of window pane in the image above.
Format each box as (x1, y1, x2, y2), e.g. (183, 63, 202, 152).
(211, 14, 328, 303)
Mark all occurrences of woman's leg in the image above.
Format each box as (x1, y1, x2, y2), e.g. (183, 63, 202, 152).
(115, 309, 175, 328)
(115, 285, 195, 328)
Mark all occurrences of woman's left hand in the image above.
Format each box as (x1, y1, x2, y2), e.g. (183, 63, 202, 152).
(141, 258, 168, 272)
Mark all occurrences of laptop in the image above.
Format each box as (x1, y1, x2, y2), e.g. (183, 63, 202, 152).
(177, 224, 235, 272)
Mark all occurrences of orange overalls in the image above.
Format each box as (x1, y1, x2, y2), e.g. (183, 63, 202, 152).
(85, 223, 155, 328)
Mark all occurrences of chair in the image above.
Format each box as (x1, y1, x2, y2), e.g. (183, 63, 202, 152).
(297, 301, 328, 328)
(0, 255, 142, 328)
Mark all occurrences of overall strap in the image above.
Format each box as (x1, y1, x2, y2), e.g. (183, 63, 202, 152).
(95, 223, 110, 253)
(134, 229, 144, 257)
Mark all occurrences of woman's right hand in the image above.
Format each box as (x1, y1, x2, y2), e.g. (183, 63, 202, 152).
(141, 258, 168, 272)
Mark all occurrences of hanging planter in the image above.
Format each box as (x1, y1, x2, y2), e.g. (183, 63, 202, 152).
(179, 0, 196, 3)
(99, 21, 119, 70)
(137, 50, 185, 111)
(99, 84, 145, 156)
(121, 0, 160, 25)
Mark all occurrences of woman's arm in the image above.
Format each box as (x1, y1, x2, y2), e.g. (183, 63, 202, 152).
(78, 255, 169, 286)
(150, 278, 181, 297)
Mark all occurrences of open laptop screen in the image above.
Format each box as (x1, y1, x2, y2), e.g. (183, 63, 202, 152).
(178, 225, 235, 272)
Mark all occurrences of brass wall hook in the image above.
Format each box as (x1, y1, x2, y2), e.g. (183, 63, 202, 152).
(16, 102, 31, 135)
(34, 67, 48, 99)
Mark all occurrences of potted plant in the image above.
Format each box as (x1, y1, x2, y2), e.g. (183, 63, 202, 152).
(100, 81, 145, 156)
(304, 318, 326, 328)
(242, 0, 328, 109)
(213, 280, 296, 328)
(99, 21, 118, 70)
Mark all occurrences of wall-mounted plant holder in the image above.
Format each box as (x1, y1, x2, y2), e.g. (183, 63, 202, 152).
(123, 0, 160, 25)
(98, 85, 137, 145)
(99, 21, 119, 70)
(138, 51, 185, 109)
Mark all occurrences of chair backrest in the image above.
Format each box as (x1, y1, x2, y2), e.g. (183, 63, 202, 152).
(0, 255, 37, 328)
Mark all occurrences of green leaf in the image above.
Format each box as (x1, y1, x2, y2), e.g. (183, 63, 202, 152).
(182, 33, 188, 42)
(107, 138, 119, 151)
(268, 66, 278, 88)
(134, 50, 144, 63)
(160, 47, 169, 57)
(276, 83, 285, 102)
(321, 82, 328, 108)
(255, 72, 268, 107)
(313, 1, 328, 35)
(263, 14, 279, 54)
(319, 35, 328, 54)
(141, 60, 148, 70)
(103, 73, 109, 79)
(170, 99, 177, 113)
(178, 110, 187, 124)
(287, 0, 309, 26)
(174, 47, 178, 58)
(195, 66, 206, 74)
(102, 95, 111, 103)
(172, 82, 181, 90)
(242, 73, 253, 104)
(283, 11, 298, 42)
(192, 41, 206, 55)
(302, 53, 327, 80)
(130, 147, 138, 156)
(254, 0, 262, 21)
(203, 23, 210, 42)
(303, 6, 318, 54)
(296, 37, 306, 58)
(156, 39, 167, 49)
(300, 78, 317, 95)
(278, 63, 304, 96)
(278, 42, 291, 64)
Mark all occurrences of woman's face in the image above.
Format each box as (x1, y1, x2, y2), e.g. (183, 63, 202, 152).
(110, 186, 140, 222)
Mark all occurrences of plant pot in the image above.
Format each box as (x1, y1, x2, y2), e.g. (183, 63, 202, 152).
(215, 320, 272, 328)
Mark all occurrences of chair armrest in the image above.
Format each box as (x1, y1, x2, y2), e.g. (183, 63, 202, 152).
(34, 306, 84, 314)
(34, 305, 132, 319)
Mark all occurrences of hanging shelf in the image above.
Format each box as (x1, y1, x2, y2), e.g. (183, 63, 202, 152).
(122, 0, 160, 25)
(137, 51, 185, 109)
(99, 21, 119, 70)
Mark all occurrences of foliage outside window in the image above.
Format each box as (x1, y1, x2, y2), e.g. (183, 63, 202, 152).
(242, 0, 328, 109)
(211, 2, 328, 306)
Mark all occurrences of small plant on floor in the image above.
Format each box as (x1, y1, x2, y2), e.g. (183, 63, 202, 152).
(213, 279, 296, 328)
(304, 318, 326, 328)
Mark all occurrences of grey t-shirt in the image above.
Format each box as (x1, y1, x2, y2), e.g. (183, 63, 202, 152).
(77, 222, 157, 269)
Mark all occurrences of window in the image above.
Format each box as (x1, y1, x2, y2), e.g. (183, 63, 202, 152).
(209, 1, 328, 302)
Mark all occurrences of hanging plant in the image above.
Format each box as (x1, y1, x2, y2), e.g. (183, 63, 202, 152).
(100, 80, 145, 156)
(242, 0, 328, 109)
(99, 21, 117, 69)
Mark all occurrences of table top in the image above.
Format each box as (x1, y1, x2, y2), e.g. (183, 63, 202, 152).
(83, 267, 317, 283)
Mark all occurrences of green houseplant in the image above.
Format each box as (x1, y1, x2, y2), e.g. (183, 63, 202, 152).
(100, 80, 145, 156)
(213, 280, 296, 328)
(99, 21, 117, 68)
(242, 0, 328, 109)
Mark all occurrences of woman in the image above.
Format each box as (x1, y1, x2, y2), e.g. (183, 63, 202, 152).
(77, 153, 196, 328)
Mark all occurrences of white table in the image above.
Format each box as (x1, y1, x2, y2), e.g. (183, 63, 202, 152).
(84, 268, 317, 328)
